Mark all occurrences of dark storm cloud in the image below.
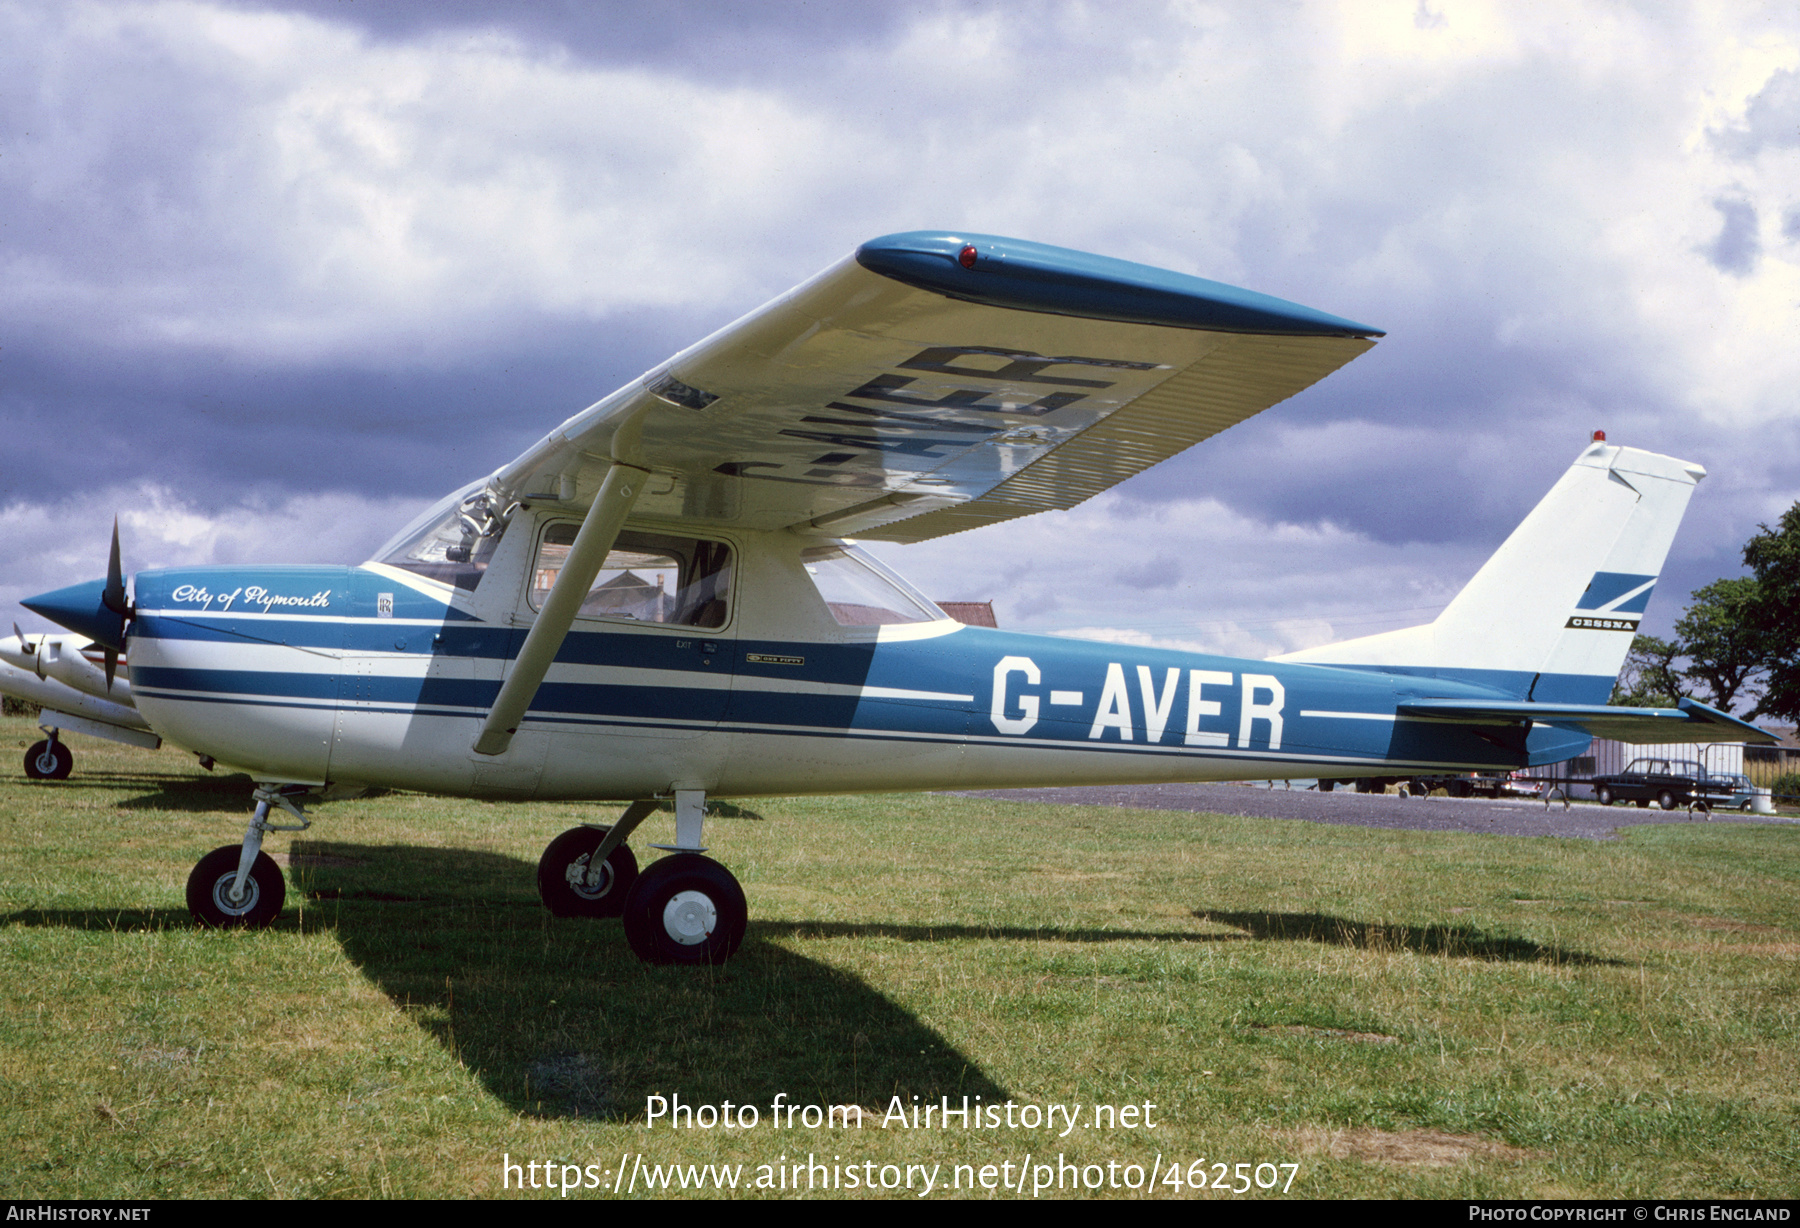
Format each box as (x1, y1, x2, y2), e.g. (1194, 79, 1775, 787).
(0, 310, 701, 510)
(3, 1, 1797, 651)
(246, 0, 924, 74)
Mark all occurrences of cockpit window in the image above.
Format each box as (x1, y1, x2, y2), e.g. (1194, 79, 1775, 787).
(531, 526, 732, 628)
(373, 482, 515, 592)
(801, 544, 945, 626)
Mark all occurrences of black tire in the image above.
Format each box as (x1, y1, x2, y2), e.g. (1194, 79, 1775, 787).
(1596, 786, 1614, 806)
(24, 740, 72, 781)
(1317, 779, 1334, 793)
(1658, 790, 1677, 811)
(621, 853, 747, 966)
(538, 827, 639, 918)
(186, 845, 285, 928)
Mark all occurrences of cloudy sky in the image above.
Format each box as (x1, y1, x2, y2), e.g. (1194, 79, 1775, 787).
(4, 0, 1797, 658)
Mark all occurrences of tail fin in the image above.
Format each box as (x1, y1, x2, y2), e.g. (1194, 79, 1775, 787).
(1273, 441, 1706, 703)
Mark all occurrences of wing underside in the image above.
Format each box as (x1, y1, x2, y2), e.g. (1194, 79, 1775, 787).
(490, 232, 1380, 542)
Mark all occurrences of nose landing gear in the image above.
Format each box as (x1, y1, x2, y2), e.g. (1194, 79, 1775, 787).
(186, 783, 311, 929)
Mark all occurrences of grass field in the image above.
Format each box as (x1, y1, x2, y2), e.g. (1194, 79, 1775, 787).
(3, 715, 1798, 1200)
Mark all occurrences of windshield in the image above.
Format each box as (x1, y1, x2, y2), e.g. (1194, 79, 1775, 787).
(373, 480, 515, 592)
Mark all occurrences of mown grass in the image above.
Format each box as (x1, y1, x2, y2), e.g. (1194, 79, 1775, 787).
(2, 715, 1798, 1199)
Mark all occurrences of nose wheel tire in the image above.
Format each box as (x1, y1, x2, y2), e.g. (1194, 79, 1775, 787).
(24, 740, 72, 781)
(621, 853, 747, 966)
(186, 845, 285, 928)
(538, 827, 639, 918)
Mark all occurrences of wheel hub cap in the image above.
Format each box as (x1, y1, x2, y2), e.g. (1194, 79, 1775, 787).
(214, 874, 257, 915)
(662, 890, 717, 945)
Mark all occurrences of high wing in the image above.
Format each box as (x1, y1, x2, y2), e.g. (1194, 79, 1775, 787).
(488, 232, 1382, 540)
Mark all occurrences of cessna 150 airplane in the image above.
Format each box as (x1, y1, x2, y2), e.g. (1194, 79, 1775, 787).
(17, 231, 1772, 966)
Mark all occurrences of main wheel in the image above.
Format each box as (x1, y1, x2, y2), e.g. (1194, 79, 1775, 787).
(621, 853, 747, 966)
(23, 740, 72, 781)
(186, 845, 285, 928)
(1596, 786, 1614, 806)
(538, 827, 639, 918)
(1658, 790, 1677, 811)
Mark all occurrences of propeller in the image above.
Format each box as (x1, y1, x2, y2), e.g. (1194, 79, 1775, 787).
(11, 621, 43, 680)
(100, 519, 128, 690)
(21, 517, 136, 687)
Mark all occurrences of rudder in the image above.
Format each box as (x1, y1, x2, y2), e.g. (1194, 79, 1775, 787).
(1273, 440, 1705, 703)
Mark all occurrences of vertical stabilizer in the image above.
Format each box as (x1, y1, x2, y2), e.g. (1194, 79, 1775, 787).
(1272, 441, 1706, 703)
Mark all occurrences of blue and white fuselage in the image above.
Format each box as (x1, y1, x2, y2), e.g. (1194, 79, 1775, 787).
(121, 551, 1591, 801)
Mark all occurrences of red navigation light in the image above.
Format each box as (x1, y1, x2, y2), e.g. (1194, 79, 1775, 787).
(958, 244, 977, 270)
(1593, 430, 1607, 442)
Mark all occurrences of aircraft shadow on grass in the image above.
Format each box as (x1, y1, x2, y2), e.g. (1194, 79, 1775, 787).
(309, 840, 1014, 1122)
(23, 768, 256, 812)
(6, 836, 1011, 1121)
(1196, 909, 1623, 966)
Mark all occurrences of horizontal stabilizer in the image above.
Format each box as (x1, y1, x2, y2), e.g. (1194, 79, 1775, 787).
(1397, 697, 1776, 745)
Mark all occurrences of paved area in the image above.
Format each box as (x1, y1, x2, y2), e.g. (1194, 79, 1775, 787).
(953, 782, 1793, 840)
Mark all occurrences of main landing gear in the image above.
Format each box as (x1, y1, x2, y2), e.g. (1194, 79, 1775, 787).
(536, 790, 748, 966)
(186, 783, 312, 928)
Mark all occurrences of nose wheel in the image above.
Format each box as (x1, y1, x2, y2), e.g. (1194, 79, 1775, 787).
(185, 783, 310, 929)
(187, 845, 285, 928)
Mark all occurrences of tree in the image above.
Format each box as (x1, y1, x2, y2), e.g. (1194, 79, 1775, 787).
(1745, 502, 1800, 724)
(1611, 634, 1684, 708)
(1675, 577, 1766, 711)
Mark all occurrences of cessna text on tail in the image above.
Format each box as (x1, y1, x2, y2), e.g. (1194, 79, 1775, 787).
(18, 231, 1769, 966)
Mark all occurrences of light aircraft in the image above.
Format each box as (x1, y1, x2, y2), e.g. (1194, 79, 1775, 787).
(18, 231, 1772, 966)
(1, 628, 163, 778)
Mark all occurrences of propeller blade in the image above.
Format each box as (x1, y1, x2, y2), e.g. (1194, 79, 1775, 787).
(11, 622, 32, 655)
(103, 518, 128, 617)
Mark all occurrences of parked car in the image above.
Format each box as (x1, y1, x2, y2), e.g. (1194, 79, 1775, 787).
(1697, 773, 1758, 812)
(1590, 758, 1716, 810)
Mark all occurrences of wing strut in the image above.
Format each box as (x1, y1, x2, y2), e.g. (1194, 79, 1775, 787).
(473, 461, 649, 756)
